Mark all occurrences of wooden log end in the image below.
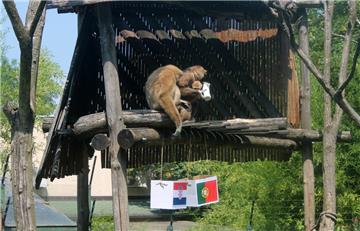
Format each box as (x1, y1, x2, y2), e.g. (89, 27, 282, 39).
(118, 129, 136, 149)
(90, 134, 110, 151)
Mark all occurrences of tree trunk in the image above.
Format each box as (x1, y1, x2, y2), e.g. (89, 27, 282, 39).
(10, 46, 37, 231)
(2, 1, 47, 230)
(10, 117, 36, 231)
(319, 2, 336, 230)
(319, 1, 356, 230)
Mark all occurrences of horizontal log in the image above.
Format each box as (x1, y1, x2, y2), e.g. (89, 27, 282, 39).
(42, 112, 287, 134)
(48, 0, 322, 12)
(117, 128, 298, 149)
(267, 128, 352, 142)
(42, 111, 352, 142)
(42, 110, 173, 135)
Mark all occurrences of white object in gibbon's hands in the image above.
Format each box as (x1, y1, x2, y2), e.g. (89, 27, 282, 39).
(200, 82, 211, 101)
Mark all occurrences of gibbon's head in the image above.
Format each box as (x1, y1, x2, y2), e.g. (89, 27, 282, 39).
(184, 65, 207, 80)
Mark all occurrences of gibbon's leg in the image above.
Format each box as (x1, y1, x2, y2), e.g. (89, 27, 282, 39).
(158, 94, 183, 136)
(179, 106, 192, 122)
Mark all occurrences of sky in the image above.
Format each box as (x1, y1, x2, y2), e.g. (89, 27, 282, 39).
(1, 1, 77, 74)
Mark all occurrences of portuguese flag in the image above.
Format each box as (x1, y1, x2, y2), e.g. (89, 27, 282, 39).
(196, 177, 219, 205)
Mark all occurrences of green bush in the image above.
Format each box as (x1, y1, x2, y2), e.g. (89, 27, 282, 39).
(91, 216, 113, 231)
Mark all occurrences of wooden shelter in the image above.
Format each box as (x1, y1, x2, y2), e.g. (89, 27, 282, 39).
(38, 1, 301, 182)
(36, 1, 350, 230)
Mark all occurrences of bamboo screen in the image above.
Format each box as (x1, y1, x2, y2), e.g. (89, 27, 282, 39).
(98, 2, 293, 168)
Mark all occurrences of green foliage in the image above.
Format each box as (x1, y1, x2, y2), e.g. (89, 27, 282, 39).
(91, 216, 114, 231)
(35, 49, 64, 117)
(134, 159, 304, 230)
(0, 49, 64, 141)
(0, 57, 18, 141)
(184, 160, 305, 230)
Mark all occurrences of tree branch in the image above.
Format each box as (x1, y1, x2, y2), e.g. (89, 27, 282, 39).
(279, 10, 360, 126)
(336, 0, 357, 93)
(333, 0, 357, 125)
(335, 37, 360, 98)
(30, 6, 46, 113)
(323, 0, 334, 125)
(2, 102, 18, 125)
(2, 0, 29, 45)
(26, 1, 47, 37)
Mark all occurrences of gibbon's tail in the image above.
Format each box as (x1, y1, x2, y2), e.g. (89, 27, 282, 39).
(158, 96, 182, 135)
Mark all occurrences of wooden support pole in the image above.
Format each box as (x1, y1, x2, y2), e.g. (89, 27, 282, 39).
(117, 128, 299, 149)
(298, 9, 315, 231)
(96, 3, 129, 231)
(77, 142, 89, 231)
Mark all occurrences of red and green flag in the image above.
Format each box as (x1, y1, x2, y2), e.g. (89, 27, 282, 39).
(187, 176, 219, 207)
(196, 179, 218, 205)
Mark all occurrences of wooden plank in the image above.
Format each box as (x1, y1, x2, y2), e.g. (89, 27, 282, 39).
(96, 3, 129, 230)
(287, 49, 300, 128)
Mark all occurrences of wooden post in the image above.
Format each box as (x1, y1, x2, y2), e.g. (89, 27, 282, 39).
(77, 142, 90, 231)
(96, 3, 129, 230)
(298, 9, 315, 231)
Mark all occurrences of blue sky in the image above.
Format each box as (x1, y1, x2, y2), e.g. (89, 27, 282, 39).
(1, 1, 77, 74)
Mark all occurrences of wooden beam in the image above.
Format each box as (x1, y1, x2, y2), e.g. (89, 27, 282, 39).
(96, 3, 129, 231)
(77, 142, 89, 231)
(41, 110, 173, 134)
(47, 0, 323, 12)
(273, 129, 352, 142)
(298, 9, 315, 231)
(42, 113, 351, 142)
(117, 128, 298, 149)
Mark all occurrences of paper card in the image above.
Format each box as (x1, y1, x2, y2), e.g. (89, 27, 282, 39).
(150, 180, 188, 210)
(187, 176, 219, 207)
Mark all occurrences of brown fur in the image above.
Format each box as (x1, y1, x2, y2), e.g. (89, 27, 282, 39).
(178, 65, 207, 103)
(192, 81, 202, 90)
(145, 65, 185, 136)
(177, 65, 207, 88)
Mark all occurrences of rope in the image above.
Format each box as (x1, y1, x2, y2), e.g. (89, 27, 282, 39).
(311, 211, 337, 231)
(160, 138, 164, 181)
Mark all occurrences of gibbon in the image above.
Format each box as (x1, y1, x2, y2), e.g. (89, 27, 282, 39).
(145, 65, 188, 136)
(178, 65, 207, 102)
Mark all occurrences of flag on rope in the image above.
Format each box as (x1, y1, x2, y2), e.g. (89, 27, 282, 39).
(150, 180, 188, 210)
(173, 182, 187, 207)
(187, 176, 219, 207)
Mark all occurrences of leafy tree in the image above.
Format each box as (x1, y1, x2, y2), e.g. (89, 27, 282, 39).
(1, 1, 56, 228)
(306, 2, 360, 229)
(0, 50, 64, 141)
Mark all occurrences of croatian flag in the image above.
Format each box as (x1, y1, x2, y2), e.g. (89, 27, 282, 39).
(150, 180, 188, 210)
(173, 182, 187, 208)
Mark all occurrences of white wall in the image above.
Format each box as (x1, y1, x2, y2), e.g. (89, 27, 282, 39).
(33, 128, 112, 198)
